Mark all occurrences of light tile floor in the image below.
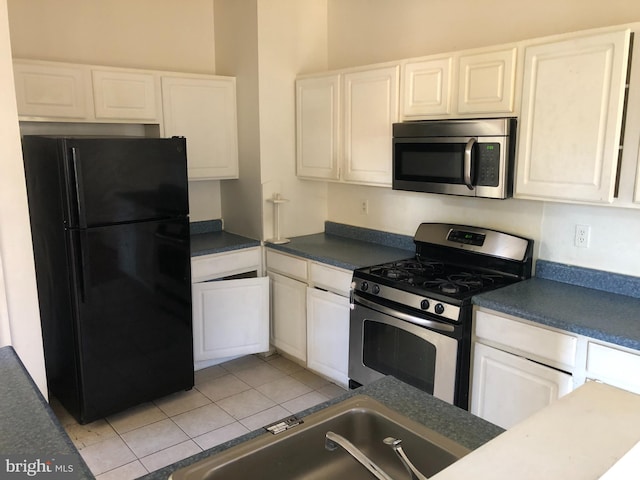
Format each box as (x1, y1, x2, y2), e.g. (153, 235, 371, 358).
(51, 354, 347, 480)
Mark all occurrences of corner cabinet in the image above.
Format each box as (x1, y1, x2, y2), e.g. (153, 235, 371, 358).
(515, 29, 632, 203)
(191, 247, 269, 370)
(161, 75, 239, 180)
(295, 64, 399, 187)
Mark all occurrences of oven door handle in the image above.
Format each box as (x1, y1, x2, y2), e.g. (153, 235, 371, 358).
(354, 294, 455, 333)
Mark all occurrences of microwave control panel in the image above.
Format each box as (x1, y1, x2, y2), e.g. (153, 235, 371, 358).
(476, 143, 500, 187)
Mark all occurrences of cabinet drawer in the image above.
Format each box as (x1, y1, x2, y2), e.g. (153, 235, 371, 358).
(309, 262, 352, 297)
(586, 342, 640, 394)
(192, 247, 261, 282)
(475, 310, 577, 368)
(266, 250, 307, 281)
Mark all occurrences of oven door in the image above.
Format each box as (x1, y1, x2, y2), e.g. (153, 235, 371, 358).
(348, 295, 458, 404)
(392, 136, 510, 198)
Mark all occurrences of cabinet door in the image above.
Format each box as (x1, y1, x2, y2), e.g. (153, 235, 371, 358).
(586, 342, 640, 395)
(343, 65, 399, 186)
(162, 76, 239, 180)
(269, 271, 307, 362)
(192, 277, 269, 364)
(471, 342, 573, 429)
(92, 69, 159, 121)
(13, 61, 91, 119)
(296, 75, 341, 180)
(515, 30, 631, 203)
(306, 287, 350, 387)
(457, 47, 517, 114)
(401, 56, 452, 118)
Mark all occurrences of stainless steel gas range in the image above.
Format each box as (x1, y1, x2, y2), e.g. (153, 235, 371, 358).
(348, 223, 533, 410)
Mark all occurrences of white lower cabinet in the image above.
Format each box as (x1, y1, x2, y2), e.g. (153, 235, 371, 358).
(472, 307, 640, 429)
(192, 277, 268, 363)
(586, 342, 640, 395)
(191, 247, 269, 370)
(306, 287, 350, 388)
(266, 249, 353, 385)
(471, 342, 573, 429)
(268, 271, 308, 362)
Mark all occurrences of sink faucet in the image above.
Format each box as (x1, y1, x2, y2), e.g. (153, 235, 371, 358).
(383, 437, 429, 480)
(325, 431, 395, 480)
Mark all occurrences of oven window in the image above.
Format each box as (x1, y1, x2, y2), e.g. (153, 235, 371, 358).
(362, 321, 436, 394)
(394, 143, 471, 184)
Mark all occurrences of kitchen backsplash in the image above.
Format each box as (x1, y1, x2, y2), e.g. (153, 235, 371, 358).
(190, 219, 223, 235)
(535, 260, 640, 299)
(325, 221, 414, 251)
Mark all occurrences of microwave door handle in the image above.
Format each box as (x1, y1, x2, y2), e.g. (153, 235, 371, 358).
(464, 138, 477, 190)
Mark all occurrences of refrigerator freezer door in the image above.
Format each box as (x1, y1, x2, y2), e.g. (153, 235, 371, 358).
(69, 217, 193, 423)
(63, 137, 189, 227)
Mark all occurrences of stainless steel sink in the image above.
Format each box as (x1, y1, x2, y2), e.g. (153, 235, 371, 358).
(169, 395, 470, 480)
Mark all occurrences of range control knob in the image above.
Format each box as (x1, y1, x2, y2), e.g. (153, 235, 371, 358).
(360, 281, 369, 292)
(372, 284, 380, 294)
(434, 303, 445, 315)
(420, 299, 430, 310)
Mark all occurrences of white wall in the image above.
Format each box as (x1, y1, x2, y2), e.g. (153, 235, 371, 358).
(7, 0, 217, 73)
(0, 0, 46, 394)
(327, 0, 640, 69)
(325, 0, 640, 276)
(218, 0, 329, 240)
(257, 0, 329, 240)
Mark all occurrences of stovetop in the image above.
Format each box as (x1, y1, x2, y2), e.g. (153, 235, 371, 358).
(359, 257, 516, 299)
(351, 223, 533, 322)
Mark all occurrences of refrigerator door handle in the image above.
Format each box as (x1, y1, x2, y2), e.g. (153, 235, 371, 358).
(70, 147, 87, 229)
(68, 230, 87, 304)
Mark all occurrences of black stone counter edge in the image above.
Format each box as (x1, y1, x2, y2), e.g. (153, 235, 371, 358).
(138, 376, 503, 480)
(0, 346, 93, 479)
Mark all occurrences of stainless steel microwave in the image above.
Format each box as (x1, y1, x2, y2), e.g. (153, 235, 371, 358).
(392, 117, 517, 199)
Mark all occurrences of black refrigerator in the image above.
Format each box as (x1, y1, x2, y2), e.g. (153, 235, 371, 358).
(22, 136, 194, 424)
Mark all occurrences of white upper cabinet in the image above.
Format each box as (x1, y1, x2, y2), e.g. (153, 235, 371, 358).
(296, 74, 341, 180)
(13, 61, 92, 120)
(91, 69, 159, 121)
(457, 47, 517, 114)
(161, 75, 239, 180)
(400, 46, 517, 119)
(295, 64, 399, 186)
(13, 59, 240, 181)
(402, 56, 453, 117)
(343, 65, 399, 186)
(515, 29, 632, 204)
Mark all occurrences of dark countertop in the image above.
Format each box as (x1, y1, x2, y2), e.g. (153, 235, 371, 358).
(0, 346, 93, 479)
(191, 230, 260, 257)
(139, 376, 504, 480)
(473, 277, 640, 351)
(266, 232, 413, 270)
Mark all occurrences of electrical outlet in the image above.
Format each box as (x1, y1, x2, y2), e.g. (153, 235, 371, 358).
(574, 224, 590, 248)
(360, 200, 369, 215)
